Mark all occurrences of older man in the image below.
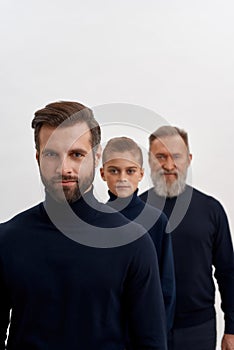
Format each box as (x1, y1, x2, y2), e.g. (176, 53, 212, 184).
(140, 125, 234, 350)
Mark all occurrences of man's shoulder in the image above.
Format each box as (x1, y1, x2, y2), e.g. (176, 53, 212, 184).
(138, 198, 168, 225)
(191, 186, 224, 209)
(139, 187, 155, 201)
(0, 202, 42, 233)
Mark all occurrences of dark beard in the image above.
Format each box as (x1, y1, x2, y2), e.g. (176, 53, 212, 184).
(40, 172, 95, 204)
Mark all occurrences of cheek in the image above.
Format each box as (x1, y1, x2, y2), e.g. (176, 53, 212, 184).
(150, 161, 160, 171)
(106, 176, 116, 187)
(78, 157, 94, 175)
(40, 160, 55, 175)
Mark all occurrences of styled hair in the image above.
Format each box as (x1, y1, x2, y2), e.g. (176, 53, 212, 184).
(149, 125, 190, 152)
(102, 136, 143, 167)
(31, 101, 101, 152)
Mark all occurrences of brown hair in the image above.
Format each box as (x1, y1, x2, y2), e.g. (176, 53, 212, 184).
(149, 125, 190, 152)
(31, 101, 101, 152)
(102, 136, 143, 167)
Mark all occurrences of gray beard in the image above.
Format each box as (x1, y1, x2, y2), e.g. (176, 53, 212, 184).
(151, 170, 187, 198)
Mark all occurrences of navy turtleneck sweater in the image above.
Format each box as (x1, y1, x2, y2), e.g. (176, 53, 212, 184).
(0, 189, 167, 350)
(140, 185, 234, 333)
(107, 190, 176, 332)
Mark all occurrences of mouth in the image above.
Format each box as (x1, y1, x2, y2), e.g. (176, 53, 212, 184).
(116, 186, 131, 190)
(53, 179, 78, 187)
(163, 172, 177, 176)
(61, 180, 77, 186)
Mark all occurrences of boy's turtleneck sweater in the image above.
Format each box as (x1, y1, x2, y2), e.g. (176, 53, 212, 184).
(107, 189, 176, 332)
(0, 189, 167, 350)
(140, 185, 234, 334)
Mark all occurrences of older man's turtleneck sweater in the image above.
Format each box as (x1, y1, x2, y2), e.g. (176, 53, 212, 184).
(140, 185, 234, 333)
(107, 189, 176, 332)
(0, 189, 167, 350)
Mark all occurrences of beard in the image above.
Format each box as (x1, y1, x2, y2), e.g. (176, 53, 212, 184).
(151, 169, 187, 198)
(40, 171, 95, 204)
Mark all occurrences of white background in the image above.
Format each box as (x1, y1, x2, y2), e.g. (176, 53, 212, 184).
(1, 0, 234, 348)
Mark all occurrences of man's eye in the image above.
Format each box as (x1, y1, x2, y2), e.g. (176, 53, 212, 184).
(173, 154, 181, 160)
(109, 169, 118, 174)
(155, 155, 166, 160)
(44, 152, 57, 157)
(72, 152, 83, 158)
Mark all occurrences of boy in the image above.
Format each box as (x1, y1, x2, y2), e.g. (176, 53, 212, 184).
(100, 136, 176, 332)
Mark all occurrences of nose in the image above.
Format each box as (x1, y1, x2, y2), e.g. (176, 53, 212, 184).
(56, 156, 73, 175)
(163, 155, 176, 171)
(118, 171, 127, 182)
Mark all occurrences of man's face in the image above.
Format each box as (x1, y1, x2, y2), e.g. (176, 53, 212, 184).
(149, 135, 192, 197)
(37, 122, 100, 203)
(100, 151, 144, 198)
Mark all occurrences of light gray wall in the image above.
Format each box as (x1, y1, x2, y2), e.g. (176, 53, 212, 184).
(1, 1, 234, 348)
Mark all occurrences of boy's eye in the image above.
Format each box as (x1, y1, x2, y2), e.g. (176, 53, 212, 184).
(127, 169, 136, 174)
(109, 169, 118, 174)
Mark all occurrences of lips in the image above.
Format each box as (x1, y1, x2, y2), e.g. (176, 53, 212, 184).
(62, 181, 76, 184)
(116, 186, 131, 190)
(52, 179, 78, 187)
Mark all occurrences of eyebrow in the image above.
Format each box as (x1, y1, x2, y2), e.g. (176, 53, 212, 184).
(68, 148, 89, 155)
(41, 148, 57, 155)
(41, 147, 89, 155)
(106, 165, 139, 169)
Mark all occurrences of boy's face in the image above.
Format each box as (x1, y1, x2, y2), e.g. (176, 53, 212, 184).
(100, 151, 144, 198)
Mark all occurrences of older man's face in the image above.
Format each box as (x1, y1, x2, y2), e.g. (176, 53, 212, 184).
(149, 135, 192, 197)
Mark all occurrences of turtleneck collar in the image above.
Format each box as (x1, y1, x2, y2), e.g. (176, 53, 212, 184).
(43, 186, 100, 224)
(108, 189, 142, 211)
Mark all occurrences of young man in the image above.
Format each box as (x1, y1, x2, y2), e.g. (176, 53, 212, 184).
(140, 125, 234, 350)
(100, 136, 176, 333)
(0, 102, 167, 350)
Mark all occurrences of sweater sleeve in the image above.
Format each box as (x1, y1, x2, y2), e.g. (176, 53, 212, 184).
(0, 236, 11, 349)
(213, 202, 234, 334)
(124, 234, 167, 350)
(160, 229, 176, 332)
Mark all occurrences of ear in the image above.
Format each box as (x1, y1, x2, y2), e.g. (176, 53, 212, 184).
(94, 145, 102, 168)
(100, 167, 106, 181)
(36, 151, 40, 166)
(148, 151, 154, 166)
(188, 153, 192, 165)
(139, 168, 144, 182)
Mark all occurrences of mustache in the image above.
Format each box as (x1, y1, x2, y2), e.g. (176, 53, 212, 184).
(159, 170, 178, 175)
(51, 176, 79, 183)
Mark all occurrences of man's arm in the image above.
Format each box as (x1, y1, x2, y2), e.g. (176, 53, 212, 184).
(221, 334, 234, 350)
(0, 256, 11, 350)
(124, 232, 167, 350)
(160, 228, 176, 332)
(213, 202, 234, 345)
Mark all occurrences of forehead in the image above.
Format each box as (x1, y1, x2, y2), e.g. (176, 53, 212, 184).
(39, 122, 92, 151)
(150, 135, 188, 154)
(104, 151, 141, 167)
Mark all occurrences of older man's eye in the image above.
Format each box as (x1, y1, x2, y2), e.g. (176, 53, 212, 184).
(155, 155, 166, 160)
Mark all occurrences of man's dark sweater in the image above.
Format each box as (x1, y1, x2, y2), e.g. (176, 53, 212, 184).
(140, 185, 234, 333)
(107, 190, 176, 332)
(0, 189, 167, 350)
